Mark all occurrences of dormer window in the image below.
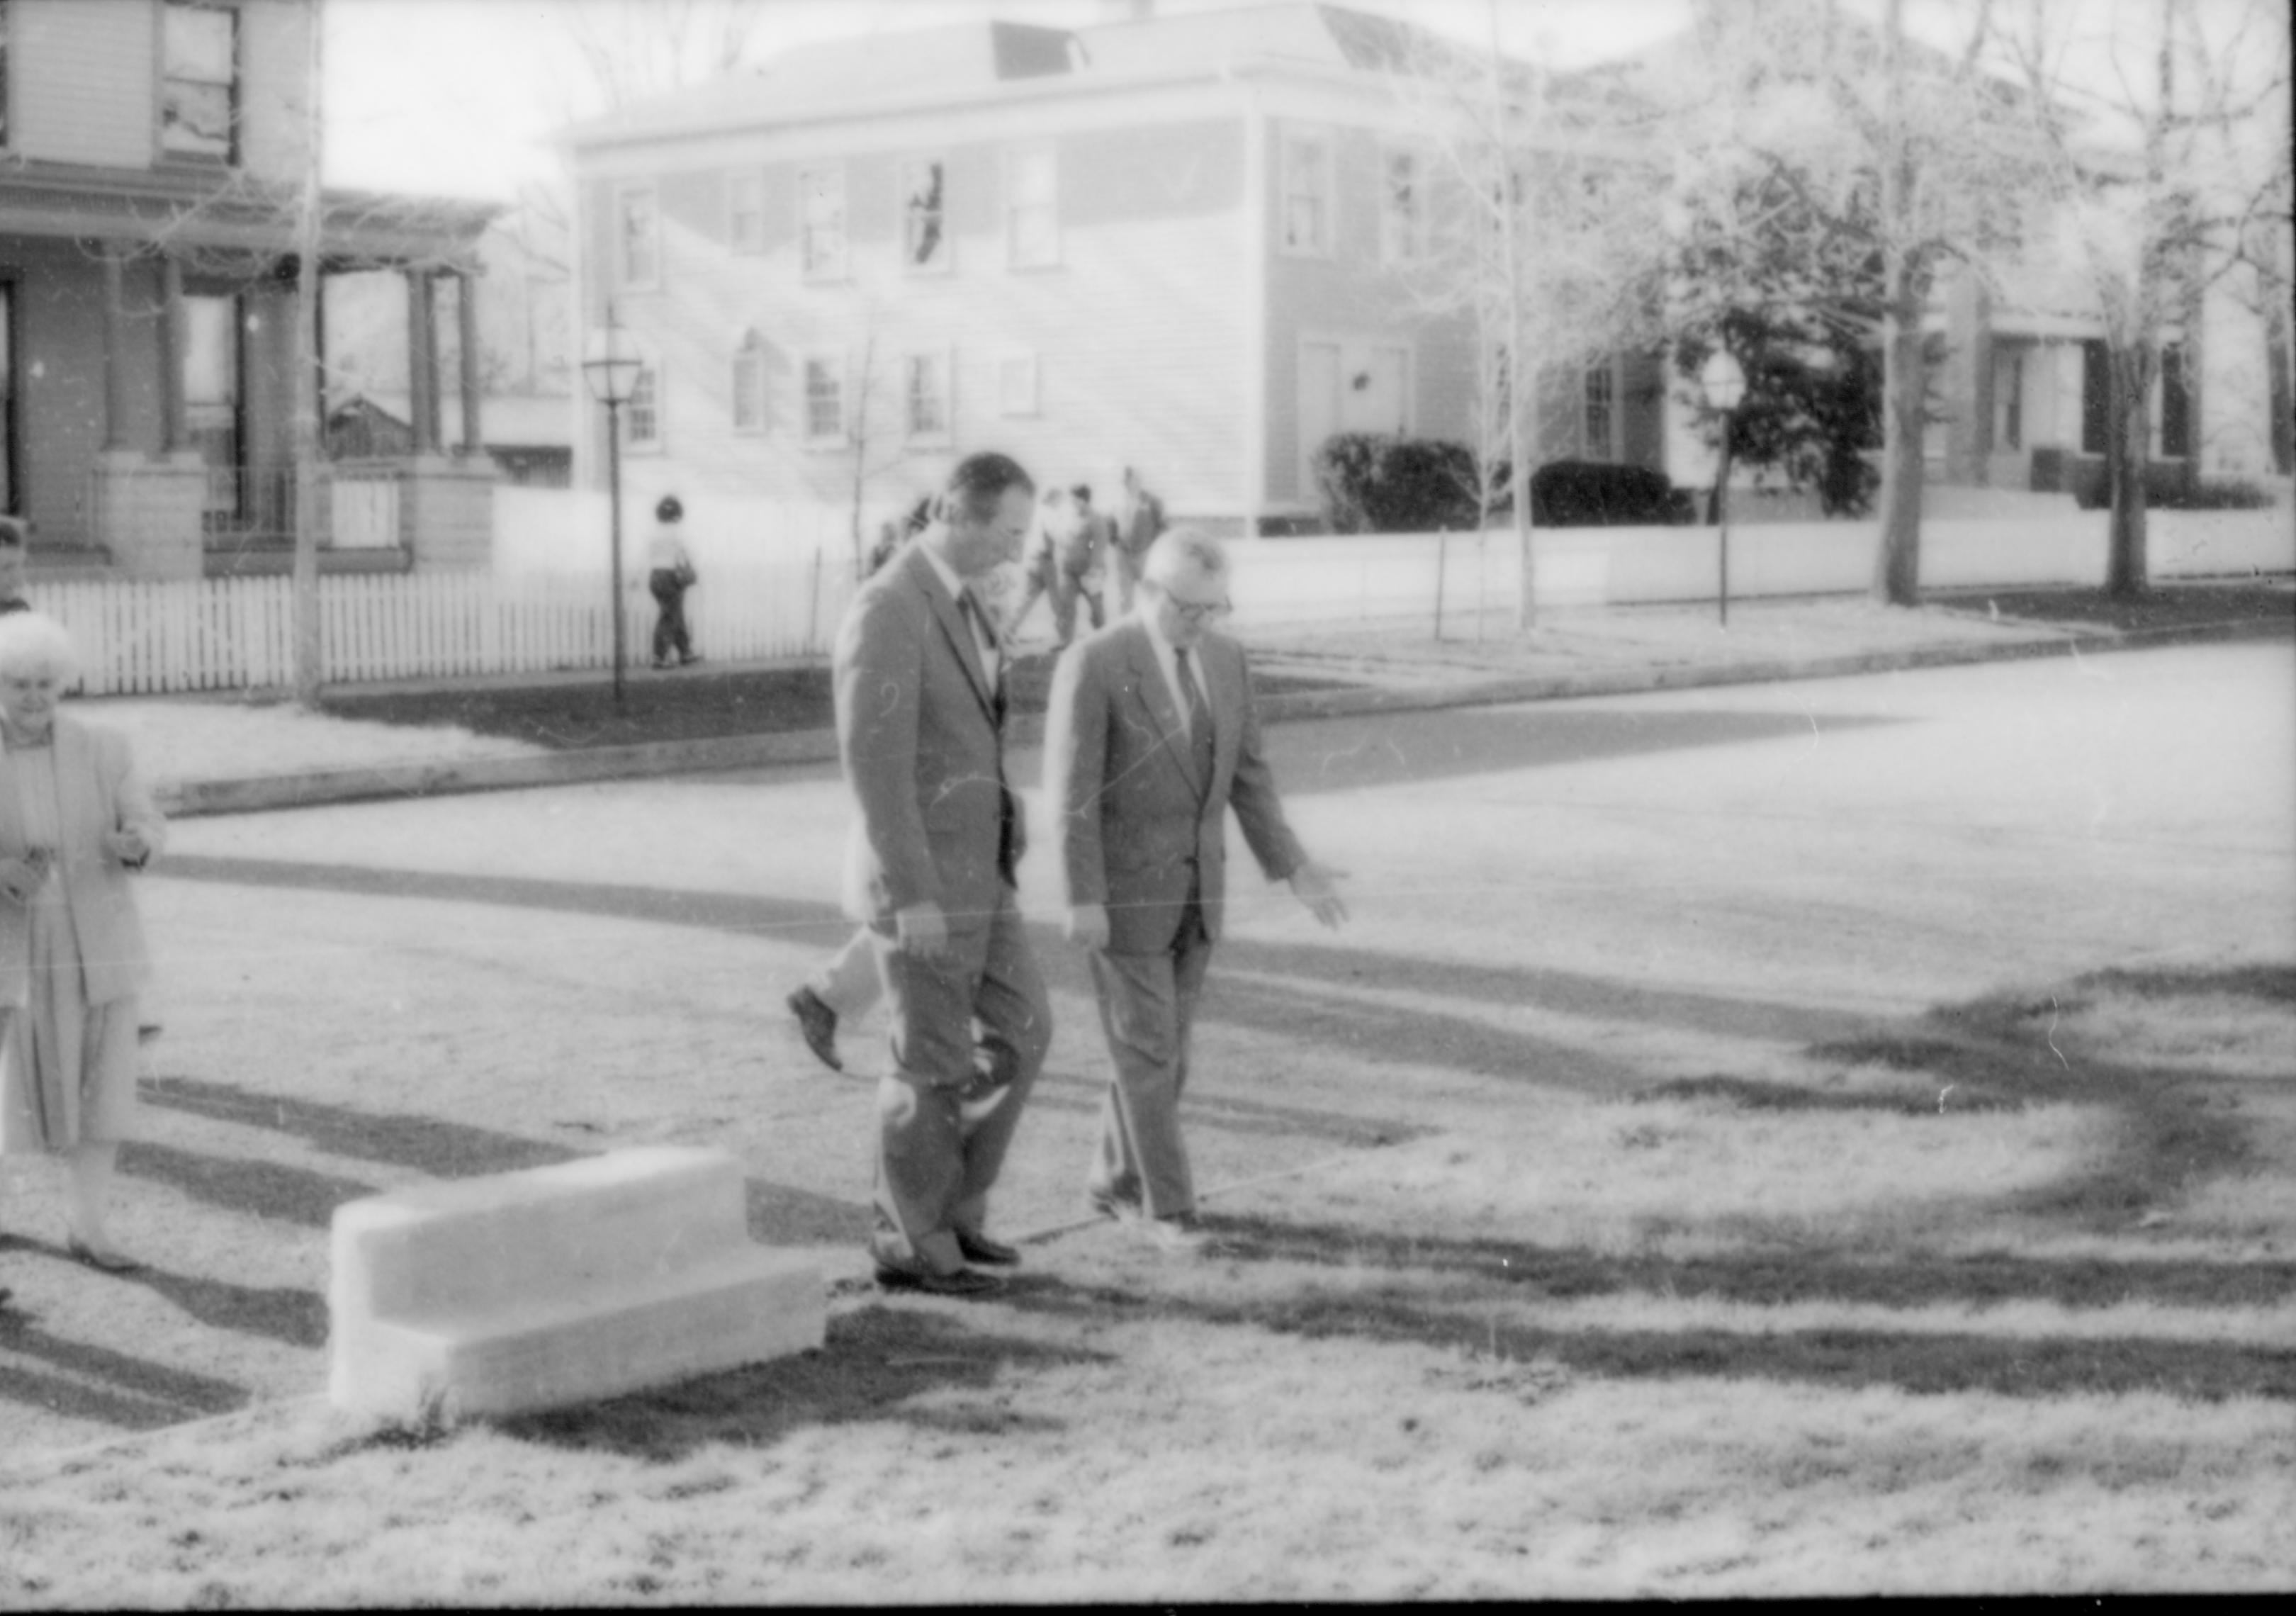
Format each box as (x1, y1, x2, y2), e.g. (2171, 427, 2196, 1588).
(162, 1, 239, 164)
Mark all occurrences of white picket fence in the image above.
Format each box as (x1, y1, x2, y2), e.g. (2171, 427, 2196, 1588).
(40, 559, 857, 697)
(28, 500, 2290, 698)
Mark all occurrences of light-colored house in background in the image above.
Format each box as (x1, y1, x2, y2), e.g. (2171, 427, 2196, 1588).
(562, 0, 1667, 542)
(1, 0, 499, 580)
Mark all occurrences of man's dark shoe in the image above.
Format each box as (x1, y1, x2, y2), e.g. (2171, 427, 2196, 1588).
(1086, 1191, 1141, 1224)
(786, 986, 842, 1072)
(874, 1265, 1001, 1297)
(954, 1228, 1021, 1267)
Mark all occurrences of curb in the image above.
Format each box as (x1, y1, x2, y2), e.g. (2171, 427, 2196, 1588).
(153, 615, 2290, 819)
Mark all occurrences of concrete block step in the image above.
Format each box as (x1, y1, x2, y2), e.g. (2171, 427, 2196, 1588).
(332, 1246, 824, 1422)
(329, 1146, 823, 1424)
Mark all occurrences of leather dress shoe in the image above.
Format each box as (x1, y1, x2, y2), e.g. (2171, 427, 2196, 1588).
(1086, 1191, 1141, 1223)
(874, 1265, 1001, 1297)
(787, 986, 843, 1072)
(954, 1228, 1021, 1267)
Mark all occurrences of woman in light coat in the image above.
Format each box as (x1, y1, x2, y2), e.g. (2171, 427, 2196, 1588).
(0, 613, 165, 1275)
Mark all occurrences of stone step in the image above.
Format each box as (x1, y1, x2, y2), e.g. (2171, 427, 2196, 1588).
(328, 1146, 823, 1424)
(333, 1245, 823, 1423)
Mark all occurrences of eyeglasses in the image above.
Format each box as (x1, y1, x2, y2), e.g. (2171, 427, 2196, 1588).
(1167, 597, 1230, 624)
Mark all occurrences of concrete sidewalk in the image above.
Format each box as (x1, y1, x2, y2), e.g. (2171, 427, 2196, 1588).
(88, 589, 2292, 818)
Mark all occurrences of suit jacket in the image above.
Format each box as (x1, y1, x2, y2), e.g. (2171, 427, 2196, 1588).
(835, 544, 1019, 931)
(0, 714, 166, 1008)
(1044, 619, 1304, 955)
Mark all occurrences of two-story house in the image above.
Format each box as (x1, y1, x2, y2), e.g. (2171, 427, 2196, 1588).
(563, 0, 1668, 542)
(1, 0, 499, 579)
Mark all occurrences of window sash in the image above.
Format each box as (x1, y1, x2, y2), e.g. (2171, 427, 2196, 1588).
(162, 3, 236, 160)
(804, 357, 845, 442)
(904, 353, 950, 440)
(732, 342, 766, 432)
(1006, 147, 1057, 266)
(801, 167, 848, 279)
(1380, 150, 1422, 264)
(728, 173, 765, 252)
(904, 159, 948, 271)
(1583, 366, 1616, 460)
(1281, 135, 1329, 254)
(616, 189, 659, 288)
(626, 367, 660, 446)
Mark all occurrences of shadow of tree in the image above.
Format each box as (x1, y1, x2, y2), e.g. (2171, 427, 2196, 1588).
(0, 1310, 249, 1426)
(480, 1305, 1110, 1462)
(142, 1077, 585, 1182)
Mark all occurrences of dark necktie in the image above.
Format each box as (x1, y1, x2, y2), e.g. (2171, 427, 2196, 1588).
(962, 589, 1019, 878)
(1175, 644, 1215, 790)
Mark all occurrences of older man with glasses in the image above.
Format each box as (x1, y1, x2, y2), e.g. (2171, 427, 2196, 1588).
(1042, 527, 1346, 1255)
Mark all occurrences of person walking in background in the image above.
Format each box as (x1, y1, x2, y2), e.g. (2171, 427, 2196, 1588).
(1042, 528, 1346, 1255)
(1052, 484, 1113, 646)
(0, 517, 35, 616)
(646, 495, 701, 669)
(834, 451, 1052, 1296)
(1110, 466, 1166, 616)
(0, 614, 167, 1276)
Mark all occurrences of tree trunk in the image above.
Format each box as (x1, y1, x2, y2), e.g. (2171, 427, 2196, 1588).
(2105, 342, 2154, 597)
(1870, 250, 1928, 605)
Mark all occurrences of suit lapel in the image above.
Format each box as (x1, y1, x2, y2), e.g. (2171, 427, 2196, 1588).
(906, 547, 996, 724)
(1123, 622, 1205, 799)
(1203, 633, 1245, 785)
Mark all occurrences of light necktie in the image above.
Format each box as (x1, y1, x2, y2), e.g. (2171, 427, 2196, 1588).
(1175, 644, 1214, 788)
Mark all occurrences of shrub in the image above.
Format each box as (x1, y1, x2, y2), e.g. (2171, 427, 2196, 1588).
(1310, 433, 1486, 533)
(1529, 459, 1693, 527)
(2067, 458, 2274, 511)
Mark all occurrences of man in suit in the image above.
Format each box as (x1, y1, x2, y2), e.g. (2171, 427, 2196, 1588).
(835, 451, 1052, 1296)
(1043, 527, 1346, 1254)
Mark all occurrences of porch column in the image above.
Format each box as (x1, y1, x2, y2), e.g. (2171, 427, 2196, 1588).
(101, 247, 133, 451)
(406, 269, 439, 455)
(456, 271, 483, 456)
(161, 255, 188, 454)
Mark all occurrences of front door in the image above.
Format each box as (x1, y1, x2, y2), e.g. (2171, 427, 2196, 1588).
(184, 293, 241, 527)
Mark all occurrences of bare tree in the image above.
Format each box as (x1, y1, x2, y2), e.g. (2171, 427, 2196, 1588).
(1388, 7, 1662, 628)
(1667, 0, 2035, 606)
(1994, 0, 2292, 593)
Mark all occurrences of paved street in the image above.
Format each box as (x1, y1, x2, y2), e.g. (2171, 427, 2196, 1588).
(5, 640, 2291, 1455)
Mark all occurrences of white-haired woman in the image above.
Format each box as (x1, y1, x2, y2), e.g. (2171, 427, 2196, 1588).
(0, 613, 164, 1276)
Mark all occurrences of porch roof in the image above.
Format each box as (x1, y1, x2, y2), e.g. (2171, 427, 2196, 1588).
(0, 160, 499, 271)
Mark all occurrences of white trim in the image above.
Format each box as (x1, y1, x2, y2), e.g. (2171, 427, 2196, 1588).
(1240, 87, 1270, 528)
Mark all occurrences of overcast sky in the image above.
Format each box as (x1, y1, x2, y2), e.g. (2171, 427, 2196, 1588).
(322, 0, 1696, 200)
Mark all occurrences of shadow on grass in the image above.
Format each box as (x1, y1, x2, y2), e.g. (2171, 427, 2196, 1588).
(1809, 963, 2288, 1231)
(0, 1311, 250, 1428)
(478, 1304, 1110, 1462)
(142, 1077, 587, 1184)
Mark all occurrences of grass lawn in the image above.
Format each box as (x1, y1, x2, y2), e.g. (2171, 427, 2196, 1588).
(4, 963, 2290, 1603)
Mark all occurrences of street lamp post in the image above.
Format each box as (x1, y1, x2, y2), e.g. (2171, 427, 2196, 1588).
(582, 315, 643, 703)
(1700, 349, 1747, 628)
